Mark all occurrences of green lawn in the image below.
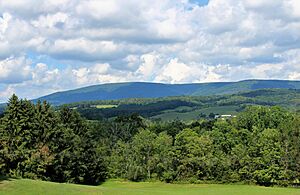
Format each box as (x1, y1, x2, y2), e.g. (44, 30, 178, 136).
(0, 179, 299, 195)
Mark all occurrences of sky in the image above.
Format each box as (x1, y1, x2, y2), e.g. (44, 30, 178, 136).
(0, 0, 300, 102)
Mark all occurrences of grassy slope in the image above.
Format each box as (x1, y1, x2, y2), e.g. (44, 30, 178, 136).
(0, 179, 299, 195)
(152, 106, 239, 121)
(95, 105, 118, 109)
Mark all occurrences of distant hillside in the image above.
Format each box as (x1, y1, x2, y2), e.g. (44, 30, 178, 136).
(64, 88, 300, 121)
(36, 80, 300, 105)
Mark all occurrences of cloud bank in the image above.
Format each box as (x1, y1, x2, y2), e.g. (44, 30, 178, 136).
(0, 0, 299, 101)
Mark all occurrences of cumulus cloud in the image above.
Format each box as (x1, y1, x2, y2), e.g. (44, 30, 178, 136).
(155, 59, 196, 83)
(32, 63, 60, 86)
(136, 53, 159, 79)
(288, 72, 300, 80)
(43, 39, 123, 61)
(0, 86, 15, 102)
(71, 63, 131, 86)
(0, 0, 299, 101)
(0, 57, 32, 83)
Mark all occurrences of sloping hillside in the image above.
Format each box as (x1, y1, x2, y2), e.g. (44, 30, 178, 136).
(64, 88, 300, 121)
(36, 80, 300, 105)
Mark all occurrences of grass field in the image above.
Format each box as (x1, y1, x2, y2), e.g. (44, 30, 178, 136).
(0, 179, 299, 195)
(152, 105, 239, 121)
(95, 105, 118, 109)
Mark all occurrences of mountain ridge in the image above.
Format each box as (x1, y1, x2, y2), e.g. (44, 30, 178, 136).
(36, 79, 300, 105)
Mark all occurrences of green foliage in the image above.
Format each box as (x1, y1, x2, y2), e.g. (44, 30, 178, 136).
(58, 88, 300, 121)
(0, 95, 107, 185)
(1, 94, 300, 188)
(106, 105, 300, 187)
(109, 130, 174, 182)
(174, 129, 213, 181)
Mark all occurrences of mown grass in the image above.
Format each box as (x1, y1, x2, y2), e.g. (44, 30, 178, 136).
(0, 179, 299, 195)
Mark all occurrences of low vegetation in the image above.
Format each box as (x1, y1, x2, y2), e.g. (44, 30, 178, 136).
(0, 179, 299, 195)
(95, 105, 118, 109)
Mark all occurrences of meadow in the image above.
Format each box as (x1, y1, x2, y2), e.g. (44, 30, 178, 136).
(95, 105, 118, 109)
(0, 179, 299, 195)
(151, 105, 239, 121)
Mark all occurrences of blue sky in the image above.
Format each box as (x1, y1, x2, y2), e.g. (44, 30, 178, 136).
(190, 0, 209, 6)
(0, 0, 299, 101)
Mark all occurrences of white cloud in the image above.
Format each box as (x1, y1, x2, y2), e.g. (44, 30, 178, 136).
(0, 86, 15, 102)
(0, 0, 299, 101)
(72, 67, 90, 85)
(45, 39, 121, 61)
(249, 64, 284, 79)
(32, 12, 69, 29)
(0, 13, 11, 35)
(0, 57, 32, 83)
(287, 0, 300, 18)
(76, 0, 119, 20)
(136, 53, 159, 79)
(153, 58, 223, 83)
(288, 72, 300, 80)
(91, 63, 110, 74)
(32, 63, 60, 85)
(155, 58, 193, 83)
(71, 63, 131, 86)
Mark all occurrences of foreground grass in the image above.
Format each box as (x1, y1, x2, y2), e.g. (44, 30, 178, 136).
(0, 179, 299, 195)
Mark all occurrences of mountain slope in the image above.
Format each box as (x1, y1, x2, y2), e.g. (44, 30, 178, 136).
(36, 80, 300, 105)
(64, 88, 300, 121)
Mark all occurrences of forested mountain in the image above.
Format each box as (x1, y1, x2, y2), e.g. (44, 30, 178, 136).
(36, 80, 300, 105)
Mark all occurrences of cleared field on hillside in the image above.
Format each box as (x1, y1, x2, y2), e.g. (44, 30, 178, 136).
(0, 179, 299, 195)
(151, 105, 239, 121)
(95, 105, 118, 109)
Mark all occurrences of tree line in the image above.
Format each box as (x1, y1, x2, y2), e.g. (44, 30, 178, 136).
(0, 95, 106, 185)
(0, 95, 299, 186)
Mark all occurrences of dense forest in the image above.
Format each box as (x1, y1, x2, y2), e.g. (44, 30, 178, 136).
(0, 94, 300, 187)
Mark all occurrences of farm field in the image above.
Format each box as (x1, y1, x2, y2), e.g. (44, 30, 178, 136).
(95, 104, 118, 109)
(151, 105, 239, 121)
(0, 179, 299, 195)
